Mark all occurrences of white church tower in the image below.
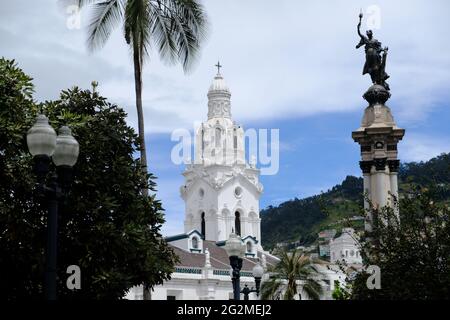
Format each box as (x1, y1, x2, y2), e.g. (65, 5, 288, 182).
(180, 64, 263, 247)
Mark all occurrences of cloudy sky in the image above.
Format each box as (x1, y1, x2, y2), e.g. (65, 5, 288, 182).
(2, 0, 449, 235)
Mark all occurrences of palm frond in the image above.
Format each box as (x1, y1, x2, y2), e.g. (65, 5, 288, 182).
(87, 0, 125, 51)
(124, 0, 153, 64)
(264, 248, 325, 300)
(148, 0, 208, 72)
(148, 3, 177, 65)
(260, 277, 283, 300)
(302, 278, 324, 300)
(77, 0, 99, 8)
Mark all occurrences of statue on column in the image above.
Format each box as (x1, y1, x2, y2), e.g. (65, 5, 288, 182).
(356, 11, 390, 91)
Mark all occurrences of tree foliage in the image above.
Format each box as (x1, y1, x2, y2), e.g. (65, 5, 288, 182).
(0, 58, 177, 300)
(331, 280, 351, 300)
(351, 190, 450, 299)
(261, 249, 324, 300)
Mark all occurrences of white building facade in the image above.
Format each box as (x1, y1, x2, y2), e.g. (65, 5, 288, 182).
(329, 228, 362, 265)
(125, 69, 349, 301)
(126, 69, 270, 300)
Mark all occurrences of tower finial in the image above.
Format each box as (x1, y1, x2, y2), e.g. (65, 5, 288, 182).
(215, 60, 222, 75)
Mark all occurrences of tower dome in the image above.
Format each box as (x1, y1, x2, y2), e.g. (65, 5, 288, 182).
(207, 64, 231, 120)
(208, 73, 230, 93)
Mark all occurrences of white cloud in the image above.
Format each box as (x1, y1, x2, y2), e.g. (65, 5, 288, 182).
(3, 1, 449, 235)
(2, 0, 449, 133)
(400, 134, 450, 162)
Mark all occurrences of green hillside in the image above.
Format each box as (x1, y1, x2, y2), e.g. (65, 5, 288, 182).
(261, 153, 450, 250)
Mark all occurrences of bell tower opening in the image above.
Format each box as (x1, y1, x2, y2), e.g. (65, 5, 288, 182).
(235, 211, 241, 236)
(201, 212, 206, 238)
(215, 127, 222, 148)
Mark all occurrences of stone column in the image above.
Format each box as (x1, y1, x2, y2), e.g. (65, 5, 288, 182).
(388, 159, 400, 218)
(373, 157, 389, 209)
(217, 213, 227, 241)
(352, 84, 405, 231)
(360, 160, 373, 232)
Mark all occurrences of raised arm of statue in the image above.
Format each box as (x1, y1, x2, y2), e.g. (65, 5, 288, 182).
(356, 15, 366, 49)
(357, 21, 364, 39)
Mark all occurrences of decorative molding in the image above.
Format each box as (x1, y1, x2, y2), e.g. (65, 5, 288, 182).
(387, 144, 397, 151)
(363, 84, 391, 105)
(359, 160, 373, 174)
(388, 159, 400, 172)
(183, 166, 262, 194)
(373, 157, 387, 171)
(175, 267, 202, 274)
(374, 141, 384, 149)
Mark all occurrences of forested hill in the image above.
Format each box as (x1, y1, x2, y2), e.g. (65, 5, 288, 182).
(260, 153, 450, 249)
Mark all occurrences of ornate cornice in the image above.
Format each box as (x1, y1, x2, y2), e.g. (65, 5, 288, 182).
(182, 165, 262, 195)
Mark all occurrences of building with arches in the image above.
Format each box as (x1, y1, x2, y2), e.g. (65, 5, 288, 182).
(126, 67, 277, 300)
(329, 228, 362, 265)
(124, 67, 354, 301)
(180, 68, 264, 246)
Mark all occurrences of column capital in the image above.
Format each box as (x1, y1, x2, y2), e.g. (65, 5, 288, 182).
(388, 159, 400, 172)
(359, 160, 373, 174)
(373, 157, 387, 171)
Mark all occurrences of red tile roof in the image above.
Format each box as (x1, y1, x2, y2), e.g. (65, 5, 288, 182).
(170, 240, 278, 272)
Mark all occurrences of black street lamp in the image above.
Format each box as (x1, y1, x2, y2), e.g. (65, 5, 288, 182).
(224, 233, 245, 300)
(241, 262, 264, 300)
(26, 114, 79, 300)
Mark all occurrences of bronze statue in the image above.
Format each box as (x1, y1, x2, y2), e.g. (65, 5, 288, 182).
(356, 12, 390, 90)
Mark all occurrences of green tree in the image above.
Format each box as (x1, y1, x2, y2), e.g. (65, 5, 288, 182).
(351, 190, 450, 299)
(261, 249, 324, 300)
(0, 58, 177, 300)
(332, 280, 351, 300)
(78, 1, 207, 297)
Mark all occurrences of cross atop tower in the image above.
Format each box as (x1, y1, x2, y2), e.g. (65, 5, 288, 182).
(215, 61, 222, 75)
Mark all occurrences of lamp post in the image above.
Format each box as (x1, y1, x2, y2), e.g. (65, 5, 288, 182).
(240, 262, 264, 300)
(27, 114, 79, 300)
(224, 233, 245, 300)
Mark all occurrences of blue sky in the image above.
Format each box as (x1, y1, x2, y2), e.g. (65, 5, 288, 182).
(150, 102, 450, 235)
(1, 0, 449, 235)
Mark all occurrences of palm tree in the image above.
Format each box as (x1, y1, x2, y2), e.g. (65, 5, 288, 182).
(78, 0, 207, 178)
(78, 0, 207, 299)
(261, 249, 325, 300)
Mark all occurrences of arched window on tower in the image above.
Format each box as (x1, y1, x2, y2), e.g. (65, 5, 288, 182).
(201, 212, 206, 238)
(192, 237, 198, 249)
(235, 211, 241, 236)
(246, 241, 252, 253)
(215, 127, 222, 148)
